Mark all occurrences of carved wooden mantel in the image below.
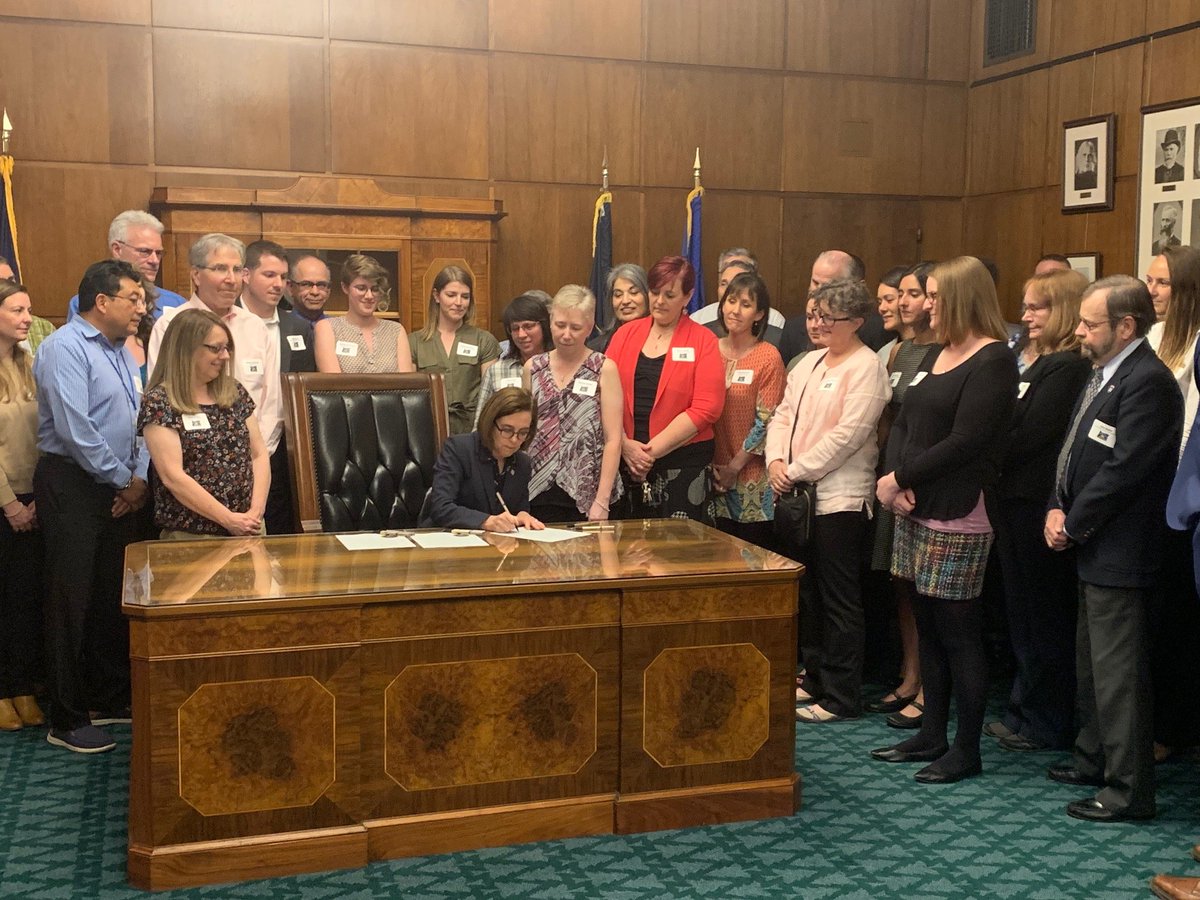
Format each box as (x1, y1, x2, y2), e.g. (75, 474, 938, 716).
(150, 177, 505, 330)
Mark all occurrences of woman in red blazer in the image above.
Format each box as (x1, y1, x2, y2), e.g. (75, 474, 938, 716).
(606, 256, 725, 521)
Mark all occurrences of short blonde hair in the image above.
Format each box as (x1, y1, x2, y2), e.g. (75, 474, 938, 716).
(148, 308, 238, 413)
(341, 253, 391, 313)
(1023, 269, 1087, 353)
(929, 256, 1008, 345)
(551, 284, 596, 318)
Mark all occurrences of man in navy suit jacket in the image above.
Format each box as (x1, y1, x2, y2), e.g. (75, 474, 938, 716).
(1044, 276, 1182, 823)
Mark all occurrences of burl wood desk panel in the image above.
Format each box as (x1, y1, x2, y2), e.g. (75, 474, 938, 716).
(122, 520, 801, 890)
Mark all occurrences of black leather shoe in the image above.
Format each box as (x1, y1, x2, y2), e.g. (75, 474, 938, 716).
(870, 744, 948, 763)
(865, 691, 917, 714)
(1066, 798, 1155, 823)
(885, 701, 924, 729)
(1047, 764, 1104, 787)
(914, 759, 982, 784)
(998, 733, 1050, 752)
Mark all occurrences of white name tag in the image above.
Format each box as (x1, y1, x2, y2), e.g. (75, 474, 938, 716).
(1088, 419, 1116, 448)
(889, 371, 902, 388)
(335, 340, 358, 357)
(242, 358, 263, 376)
(457, 342, 479, 358)
(818, 376, 838, 392)
(287, 334, 306, 351)
(182, 413, 211, 432)
(133, 373, 144, 396)
(573, 378, 597, 397)
(498, 376, 522, 389)
(909, 371, 928, 386)
(671, 347, 695, 362)
(1017, 381, 1030, 399)
(731, 369, 754, 385)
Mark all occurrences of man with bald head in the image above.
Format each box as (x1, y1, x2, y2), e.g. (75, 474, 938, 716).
(777, 250, 887, 366)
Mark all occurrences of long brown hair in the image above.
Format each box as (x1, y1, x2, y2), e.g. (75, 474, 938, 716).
(419, 265, 475, 341)
(1156, 246, 1200, 372)
(0, 281, 35, 403)
(147, 308, 239, 413)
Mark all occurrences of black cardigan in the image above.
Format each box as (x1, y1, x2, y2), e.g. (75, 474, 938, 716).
(887, 341, 1019, 520)
(420, 432, 532, 529)
(997, 349, 1092, 503)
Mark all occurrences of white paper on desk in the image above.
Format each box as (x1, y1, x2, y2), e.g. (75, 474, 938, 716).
(494, 527, 590, 543)
(411, 532, 489, 549)
(336, 533, 414, 551)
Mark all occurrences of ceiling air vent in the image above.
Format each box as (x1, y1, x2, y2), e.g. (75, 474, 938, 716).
(984, 0, 1036, 67)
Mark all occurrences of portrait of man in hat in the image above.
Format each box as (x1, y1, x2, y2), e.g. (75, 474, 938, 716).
(1155, 127, 1186, 184)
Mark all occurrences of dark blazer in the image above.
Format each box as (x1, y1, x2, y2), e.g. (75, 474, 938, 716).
(998, 349, 1092, 502)
(278, 313, 316, 373)
(420, 432, 531, 529)
(1052, 340, 1182, 588)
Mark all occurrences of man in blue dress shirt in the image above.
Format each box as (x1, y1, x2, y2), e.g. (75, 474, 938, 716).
(65, 210, 186, 322)
(34, 259, 150, 753)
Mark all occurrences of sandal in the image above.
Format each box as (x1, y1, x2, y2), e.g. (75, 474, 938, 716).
(796, 704, 845, 724)
(865, 690, 918, 714)
(886, 700, 924, 729)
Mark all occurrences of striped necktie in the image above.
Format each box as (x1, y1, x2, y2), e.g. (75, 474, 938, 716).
(1055, 366, 1104, 500)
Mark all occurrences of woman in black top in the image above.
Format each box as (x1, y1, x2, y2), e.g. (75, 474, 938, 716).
(989, 269, 1091, 752)
(873, 256, 1018, 784)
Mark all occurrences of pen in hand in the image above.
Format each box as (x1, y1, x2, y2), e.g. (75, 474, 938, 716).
(495, 492, 521, 530)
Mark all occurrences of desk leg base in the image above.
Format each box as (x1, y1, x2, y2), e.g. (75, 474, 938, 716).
(614, 775, 802, 834)
(127, 826, 368, 891)
(366, 794, 615, 861)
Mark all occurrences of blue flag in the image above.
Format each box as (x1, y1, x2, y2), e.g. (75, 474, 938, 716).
(0, 154, 21, 280)
(681, 185, 704, 313)
(589, 190, 613, 332)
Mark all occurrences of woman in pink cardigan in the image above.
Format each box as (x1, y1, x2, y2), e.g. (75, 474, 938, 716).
(606, 256, 725, 522)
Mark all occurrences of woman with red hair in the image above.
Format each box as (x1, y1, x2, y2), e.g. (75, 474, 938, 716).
(606, 256, 725, 521)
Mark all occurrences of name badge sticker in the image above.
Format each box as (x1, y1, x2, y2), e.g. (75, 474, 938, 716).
(1088, 419, 1116, 448)
(287, 334, 306, 351)
(671, 347, 695, 362)
(457, 342, 479, 358)
(133, 373, 144, 396)
(182, 413, 211, 432)
(731, 369, 754, 385)
(498, 376, 522, 389)
(818, 377, 839, 392)
(909, 371, 928, 387)
(889, 371, 902, 388)
(335, 341, 358, 357)
(573, 378, 597, 397)
(1017, 381, 1030, 399)
(242, 358, 263, 376)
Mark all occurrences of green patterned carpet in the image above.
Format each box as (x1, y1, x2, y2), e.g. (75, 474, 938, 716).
(1, 705, 1197, 899)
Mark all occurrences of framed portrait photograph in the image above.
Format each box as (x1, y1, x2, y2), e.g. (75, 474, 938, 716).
(1137, 97, 1200, 276)
(1065, 252, 1101, 283)
(1062, 114, 1115, 213)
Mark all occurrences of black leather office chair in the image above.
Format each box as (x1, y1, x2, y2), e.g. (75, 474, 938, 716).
(283, 372, 449, 533)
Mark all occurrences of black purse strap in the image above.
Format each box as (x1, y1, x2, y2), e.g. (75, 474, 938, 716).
(785, 350, 830, 471)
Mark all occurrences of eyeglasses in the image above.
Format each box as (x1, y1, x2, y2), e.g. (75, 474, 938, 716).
(494, 424, 531, 440)
(1020, 303, 1049, 314)
(1078, 317, 1115, 332)
(104, 292, 147, 306)
(116, 240, 163, 260)
(289, 280, 331, 292)
(817, 314, 853, 325)
(509, 322, 541, 334)
(197, 264, 243, 277)
(201, 342, 231, 356)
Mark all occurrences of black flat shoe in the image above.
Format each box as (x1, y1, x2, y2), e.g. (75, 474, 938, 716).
(1047, 764, 1104, 787)
(914, 759, 982, 784)
(870, 744, 948, 763)
(865, 691, 918, 714)
(886, 700, 924, 729)
(1066, 798, 1155, 823)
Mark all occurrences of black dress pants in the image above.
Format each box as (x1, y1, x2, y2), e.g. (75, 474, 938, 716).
(264, 436, 293, 535)
(0, 495, 44, 697)
(796, 510, 868, 717)
(34, 456, 140, 731)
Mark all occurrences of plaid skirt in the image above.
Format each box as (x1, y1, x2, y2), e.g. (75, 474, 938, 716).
(891, 514, 993, 601)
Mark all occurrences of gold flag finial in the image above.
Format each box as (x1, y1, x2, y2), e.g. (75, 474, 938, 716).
(602, 146, 609, 192)
(693, 147, 701, 188)
(1, 109, 11, 154)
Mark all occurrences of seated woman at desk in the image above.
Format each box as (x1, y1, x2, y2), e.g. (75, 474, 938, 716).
(421, 386, 545, 533)
(138, 309, 270, 538)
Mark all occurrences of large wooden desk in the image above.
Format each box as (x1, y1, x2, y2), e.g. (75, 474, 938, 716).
(123, 520, 802, 890)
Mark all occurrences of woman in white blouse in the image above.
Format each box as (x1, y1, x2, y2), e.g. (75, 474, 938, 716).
(766, 278, 891, 723)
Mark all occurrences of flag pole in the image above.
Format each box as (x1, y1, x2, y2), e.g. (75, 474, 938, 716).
(693, 146, 701, 189)
(2, 109, 11, 155)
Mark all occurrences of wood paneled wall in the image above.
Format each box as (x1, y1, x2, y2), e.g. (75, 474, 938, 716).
(964, 0, 1200, 317)
(0, 0, 970, 325)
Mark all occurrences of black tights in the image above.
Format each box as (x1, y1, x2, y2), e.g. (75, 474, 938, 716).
(893, 586, 987, 775)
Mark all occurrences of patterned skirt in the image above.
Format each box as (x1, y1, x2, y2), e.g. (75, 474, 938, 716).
(619, 464, 713, 525)
(891, 514, 993, 601)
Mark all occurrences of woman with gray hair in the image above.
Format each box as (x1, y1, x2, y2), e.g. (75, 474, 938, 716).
(765, 278, 892, 723)
(588, 263, 649, 353)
